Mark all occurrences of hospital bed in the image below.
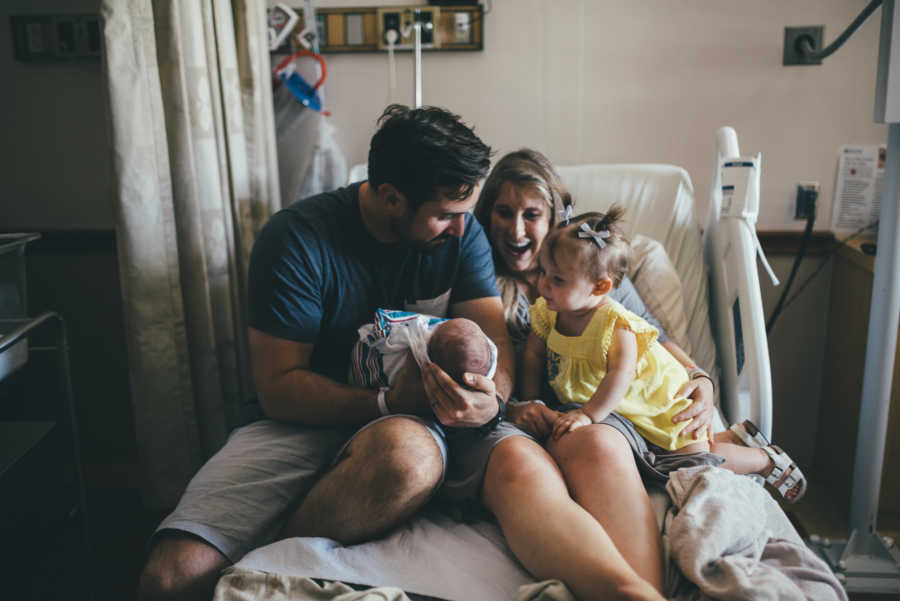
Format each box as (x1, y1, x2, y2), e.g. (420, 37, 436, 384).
(212, 128, 794, 601)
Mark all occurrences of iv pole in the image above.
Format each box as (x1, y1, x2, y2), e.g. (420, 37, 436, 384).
(806, 0, 900, 593)
(412, 10, 430, 108)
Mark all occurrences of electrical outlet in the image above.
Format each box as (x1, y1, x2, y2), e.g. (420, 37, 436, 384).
(795, 182, 819, 220)
(381, 11, 400, 45)
(454, 12, 471, 44)
(783, 26, 823, 65)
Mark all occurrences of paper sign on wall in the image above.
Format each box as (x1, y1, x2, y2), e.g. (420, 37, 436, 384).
(831, 144, 886, 235)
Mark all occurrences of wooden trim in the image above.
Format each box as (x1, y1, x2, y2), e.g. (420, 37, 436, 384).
(0, 230, 116, 253)
(757, 230, 836, 256)
(5, 229, 845, 257)
(326, 14, 344, 46)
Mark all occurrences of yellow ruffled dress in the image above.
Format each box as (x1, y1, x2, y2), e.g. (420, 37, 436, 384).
(531, 297, 703, 450)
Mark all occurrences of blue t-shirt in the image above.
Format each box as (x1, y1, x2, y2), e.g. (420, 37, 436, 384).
(248, 183, 499, 382)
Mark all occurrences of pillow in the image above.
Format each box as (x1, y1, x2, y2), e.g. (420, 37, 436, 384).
(629, 234, 726, 434)
(628, 234, 692, 355)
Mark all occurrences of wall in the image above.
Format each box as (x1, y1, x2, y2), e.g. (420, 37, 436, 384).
(286, 0, 888, 230)
(1, 0, 113, 230)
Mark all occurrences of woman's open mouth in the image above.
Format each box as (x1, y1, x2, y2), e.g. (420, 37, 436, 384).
(504, 240, 531, 258)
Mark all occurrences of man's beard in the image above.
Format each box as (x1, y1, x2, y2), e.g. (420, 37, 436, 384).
(390, 214, 450, 253)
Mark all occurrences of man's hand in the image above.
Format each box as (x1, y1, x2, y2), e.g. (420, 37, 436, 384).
(421, 362, 497, 428)
(506, 401, 561, 439)
(551, 409, 592, 440)
(672, 377, 715, 439)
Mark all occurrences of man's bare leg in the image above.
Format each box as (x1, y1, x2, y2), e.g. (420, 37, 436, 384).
(547, 425, 664, 593)
(482, 436, 664, 601)
(138, 533, 229, 601)
(280, 416, 443, 544)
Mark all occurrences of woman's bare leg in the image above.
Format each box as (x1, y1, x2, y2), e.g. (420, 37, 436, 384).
(482, 436, 664, 601)
(547, 425, 664, 593)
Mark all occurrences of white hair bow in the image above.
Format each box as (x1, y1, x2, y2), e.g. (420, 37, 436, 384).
(558, 205, 573, 225)
(577, 223, 611, 249)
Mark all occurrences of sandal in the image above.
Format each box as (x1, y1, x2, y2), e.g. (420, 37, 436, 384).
(729, 420, 807, 503)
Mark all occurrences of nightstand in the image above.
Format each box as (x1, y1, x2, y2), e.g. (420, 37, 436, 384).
(815, 236, 900, 520)
(0, 234, 91, 598)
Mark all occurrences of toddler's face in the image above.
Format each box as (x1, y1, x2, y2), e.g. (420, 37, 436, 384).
(536, 248, 600, 313)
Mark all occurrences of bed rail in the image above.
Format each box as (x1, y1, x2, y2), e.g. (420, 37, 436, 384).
(703, 127, 774, 438)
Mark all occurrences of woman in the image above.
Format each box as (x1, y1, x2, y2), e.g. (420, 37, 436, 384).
(473, 149, 716, 600)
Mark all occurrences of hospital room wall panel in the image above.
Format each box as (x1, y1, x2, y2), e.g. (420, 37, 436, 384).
(532, 0, 584, 165)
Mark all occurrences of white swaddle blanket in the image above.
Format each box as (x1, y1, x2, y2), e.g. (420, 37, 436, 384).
(349, 308, 497, 388)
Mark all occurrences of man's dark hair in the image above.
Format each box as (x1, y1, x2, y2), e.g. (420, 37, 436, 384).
(368, 104, 492, 209)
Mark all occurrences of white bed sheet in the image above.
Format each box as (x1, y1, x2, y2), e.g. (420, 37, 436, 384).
(234, 509, 533, 601)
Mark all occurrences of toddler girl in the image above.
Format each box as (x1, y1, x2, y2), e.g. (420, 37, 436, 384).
(520, 208, 806, 501)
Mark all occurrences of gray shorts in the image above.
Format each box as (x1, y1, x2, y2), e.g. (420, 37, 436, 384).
(437, 409, 722, 519)
(153, 414, 520, 562)
(154, 411, 718, 561)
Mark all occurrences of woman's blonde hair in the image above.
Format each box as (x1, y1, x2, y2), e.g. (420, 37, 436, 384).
(543, 207, 631, 288)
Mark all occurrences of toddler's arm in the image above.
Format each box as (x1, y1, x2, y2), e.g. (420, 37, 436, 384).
(552, 325, 637, 439)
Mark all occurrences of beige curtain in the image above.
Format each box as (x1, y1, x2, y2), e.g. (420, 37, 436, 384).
(101, 0, 280, 509)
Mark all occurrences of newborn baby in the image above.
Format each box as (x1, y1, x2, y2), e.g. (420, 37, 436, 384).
(427, 318, 493, 385)
(349, 309, 497, 391)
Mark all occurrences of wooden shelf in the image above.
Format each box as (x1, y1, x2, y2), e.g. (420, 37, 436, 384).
(0, 421, 55, 478)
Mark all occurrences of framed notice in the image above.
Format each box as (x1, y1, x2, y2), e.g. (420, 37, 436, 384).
(831, 144, 886, 236)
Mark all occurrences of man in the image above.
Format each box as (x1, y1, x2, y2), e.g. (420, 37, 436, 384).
(138, 105, 514, 601)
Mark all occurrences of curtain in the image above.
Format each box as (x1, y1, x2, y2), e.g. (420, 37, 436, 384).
(101, 0, 280, 509)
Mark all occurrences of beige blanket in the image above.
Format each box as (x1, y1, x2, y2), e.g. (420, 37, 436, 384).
(214, 568, 575, 601)
(664, 466, 847, 601)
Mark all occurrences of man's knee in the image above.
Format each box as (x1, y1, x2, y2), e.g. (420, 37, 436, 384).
(138, 534, 229, 601)
(345, 416, 443, 496)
